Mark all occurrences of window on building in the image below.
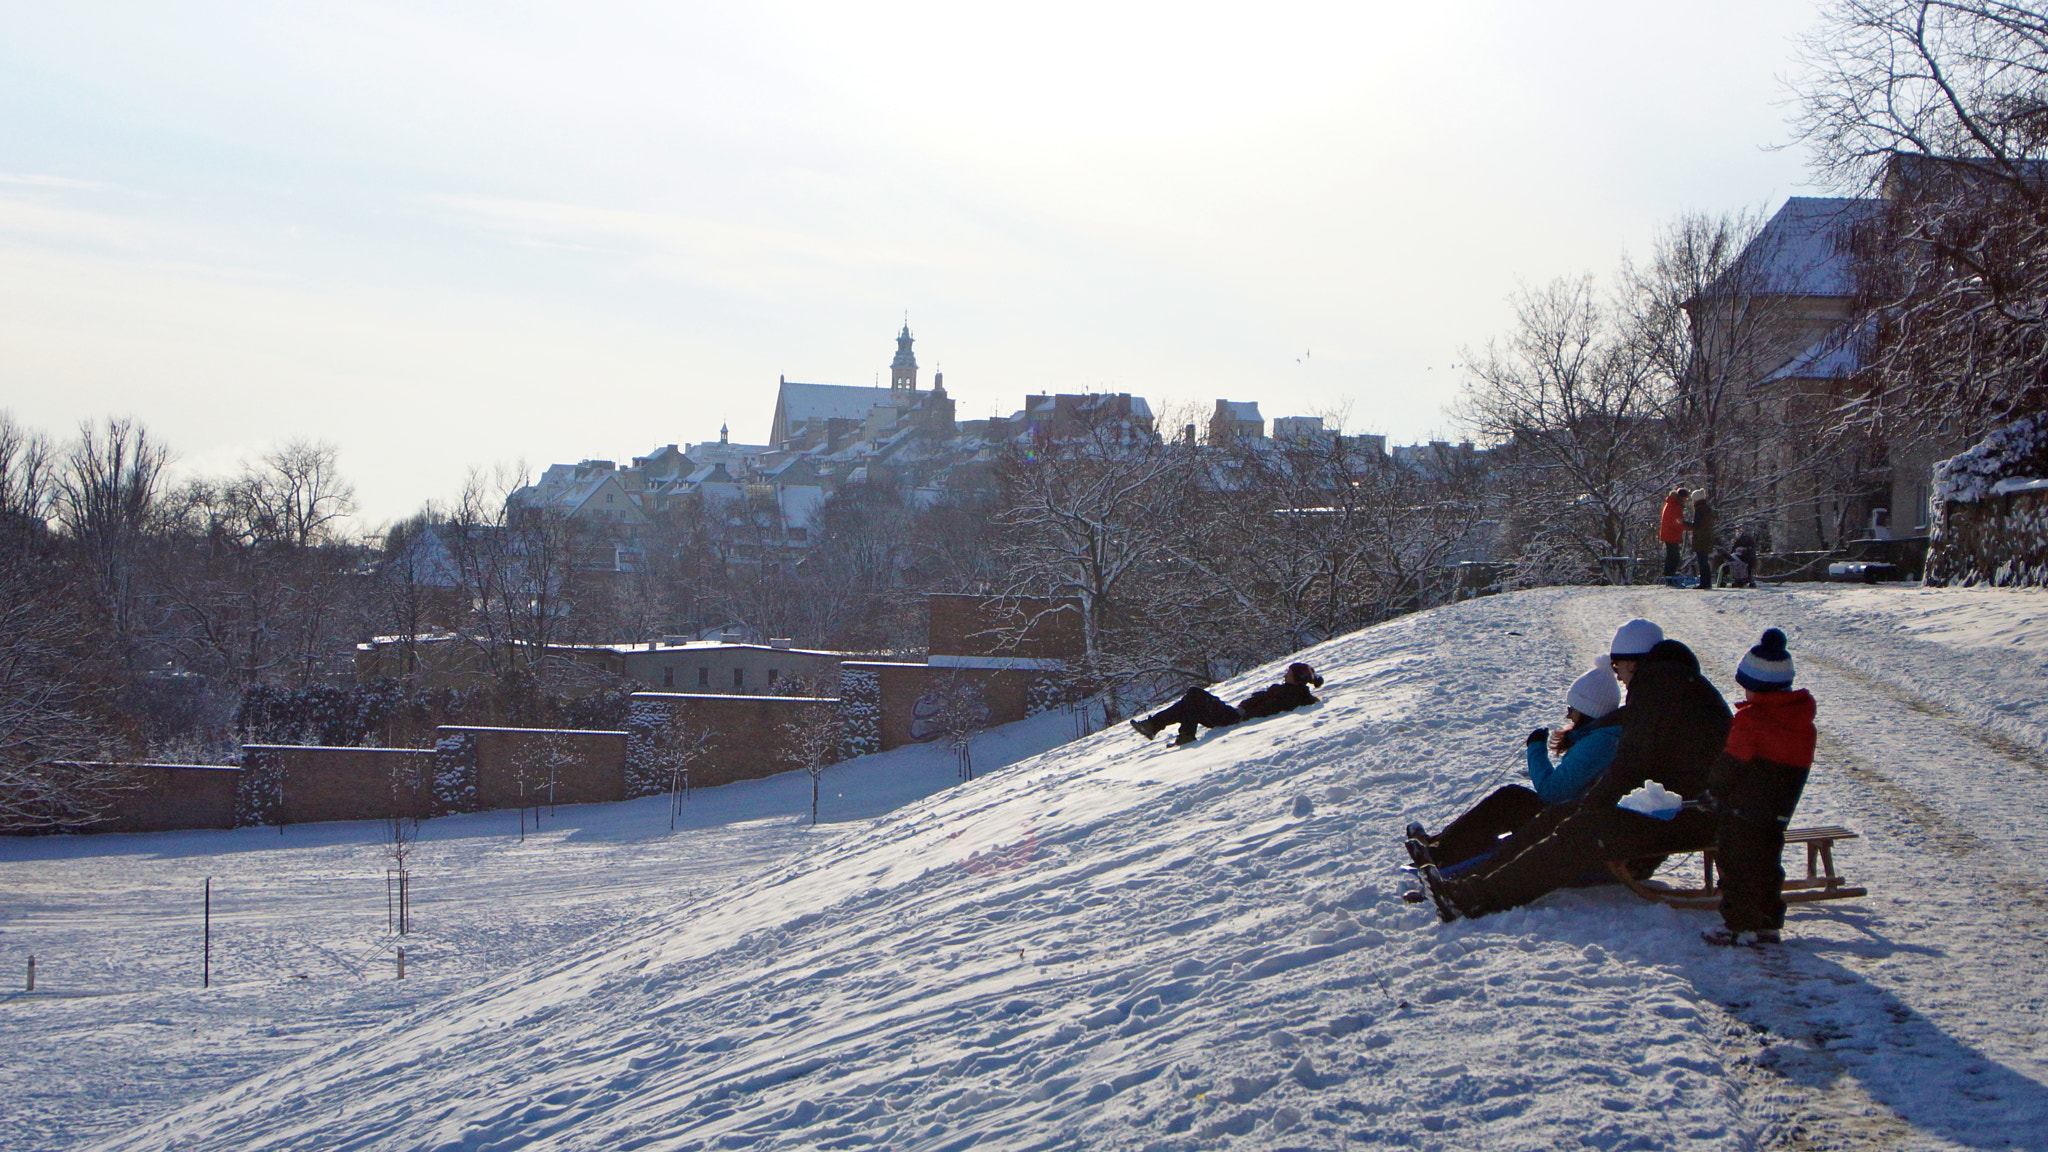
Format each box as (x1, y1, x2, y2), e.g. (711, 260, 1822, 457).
(698, 667, 710, 688)
(663, 666, 674, 687)
(734, 668, 746, 691)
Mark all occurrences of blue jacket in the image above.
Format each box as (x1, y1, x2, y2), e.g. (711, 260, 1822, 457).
(1526, 718, 1623, 805)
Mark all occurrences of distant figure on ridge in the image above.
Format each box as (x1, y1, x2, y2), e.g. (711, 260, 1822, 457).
(1659, 488, 1690, 581)
(1129, 662, 1324, 747)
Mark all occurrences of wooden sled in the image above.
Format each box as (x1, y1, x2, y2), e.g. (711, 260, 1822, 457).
(1608, 826, 1869, 910)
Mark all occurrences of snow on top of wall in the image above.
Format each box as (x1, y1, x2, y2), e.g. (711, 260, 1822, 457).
(1935, 415, 2046, 506)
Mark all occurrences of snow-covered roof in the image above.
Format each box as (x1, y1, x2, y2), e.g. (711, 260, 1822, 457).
(1764, 321, 1867, 383)
(1714, 196, 1884, 298)
(1219, 400, 1263, 422)
(777, 382, 893, 423)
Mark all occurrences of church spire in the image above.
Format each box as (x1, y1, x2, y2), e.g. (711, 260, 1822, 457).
(890, 318, 918, 397)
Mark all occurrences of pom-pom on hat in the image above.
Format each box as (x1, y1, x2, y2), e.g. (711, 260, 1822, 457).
(1565, 663, 1622, 719)
(1609, 618, 1665, 658)
(1736, 628, 1795, 692)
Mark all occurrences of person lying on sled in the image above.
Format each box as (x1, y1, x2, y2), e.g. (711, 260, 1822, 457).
(1128, 662, 1323, 746)
(1407, 660, 1624, 871)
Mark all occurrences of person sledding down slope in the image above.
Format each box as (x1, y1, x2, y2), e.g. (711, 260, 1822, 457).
(1129, 662, 1323, 746)
(1419, 638, 1732, 921)
(1405, 659, 1625, 871)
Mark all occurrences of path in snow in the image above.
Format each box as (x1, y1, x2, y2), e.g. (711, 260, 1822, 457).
(14, 587, 2048, 1151)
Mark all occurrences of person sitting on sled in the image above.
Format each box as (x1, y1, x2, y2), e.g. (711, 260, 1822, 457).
(1407, 658, 1625, 871)
(1418, 635, 1731, 922)
(1699, 629, 1817, 948)
(1129, 662, 1323, 746)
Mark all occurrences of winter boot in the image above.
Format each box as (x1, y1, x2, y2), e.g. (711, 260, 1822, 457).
(1700, 928, 1780, 948)
(1418, 865, 1460, 923)
(1172, 729, 1198, 746)
(1129, 716, 1163, 740)
(1405, 837, 1435, 870)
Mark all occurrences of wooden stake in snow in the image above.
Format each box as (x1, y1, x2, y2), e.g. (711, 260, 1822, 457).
(396, 946, 405, 980)
(203, 876, 212, 989)
(25, 956, 32, 993)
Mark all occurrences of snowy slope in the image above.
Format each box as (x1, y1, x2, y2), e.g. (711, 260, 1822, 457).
(0, 710, 1081, 1150)
(50, 588, 2048, 1149)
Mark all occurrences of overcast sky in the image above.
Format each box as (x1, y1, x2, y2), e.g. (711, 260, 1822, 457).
(1, 0, 1831, 524)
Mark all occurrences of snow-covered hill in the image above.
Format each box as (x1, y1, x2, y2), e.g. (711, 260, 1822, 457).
(33, 587, 2048, 1149)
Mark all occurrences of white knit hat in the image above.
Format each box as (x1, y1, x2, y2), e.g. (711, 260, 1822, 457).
(1609, 618, 1664, 658)
(1565, 663, 1622, 718)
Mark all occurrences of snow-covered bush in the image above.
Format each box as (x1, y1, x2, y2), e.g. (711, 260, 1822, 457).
(431, 729, 479, 815)
(837, 666, 881, 757)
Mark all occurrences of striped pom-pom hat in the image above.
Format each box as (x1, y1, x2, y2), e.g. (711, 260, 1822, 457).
(1735, 628, 1795, 692)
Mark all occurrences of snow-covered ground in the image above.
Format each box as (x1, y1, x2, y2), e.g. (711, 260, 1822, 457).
(0, 710, 1082, 1150)
(7, 585, 2048, 1150)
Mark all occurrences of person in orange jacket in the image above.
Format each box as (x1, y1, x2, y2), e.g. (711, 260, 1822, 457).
(1701, 629, 1817, 947)
(1658, 488, 1690, 579)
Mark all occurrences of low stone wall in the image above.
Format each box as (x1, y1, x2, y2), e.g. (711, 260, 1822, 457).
(626, 694, 824, 790)
(1930, 488, 2048, 587)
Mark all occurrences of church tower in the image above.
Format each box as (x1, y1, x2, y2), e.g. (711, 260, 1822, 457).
(890, 322, 918, 398)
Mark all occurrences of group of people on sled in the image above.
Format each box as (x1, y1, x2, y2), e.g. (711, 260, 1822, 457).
(1127, 617, 1817, 948)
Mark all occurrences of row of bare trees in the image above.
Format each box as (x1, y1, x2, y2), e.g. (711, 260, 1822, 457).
(986, 413, 1486, 714)
(0, 413, 369, 827)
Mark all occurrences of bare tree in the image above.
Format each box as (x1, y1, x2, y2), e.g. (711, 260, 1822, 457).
(56, 417, 170, 664)
(655, 717, 712, 829)
(1459, 275, 1677, 579)
(0, 546, 126, 831)
(779, 701, 843, 825)
(0, 413, 55, 535)
(240, 440, 358, 551)
(1794, 0, 2048, 434)
(924, 675, 990, 780)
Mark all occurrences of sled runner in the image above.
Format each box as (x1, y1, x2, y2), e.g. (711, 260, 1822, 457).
(1607, 826, 1868, 909)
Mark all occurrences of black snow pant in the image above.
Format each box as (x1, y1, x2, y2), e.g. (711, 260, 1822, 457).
(1695, 550, 1715, 589)
(1439, 804, 1717, 918)
(1430, 785, 1546, 868)
(1663, 542, 1683, 578)
(1146, 688, 1242, 742)
(1715, 762, 1811, 932)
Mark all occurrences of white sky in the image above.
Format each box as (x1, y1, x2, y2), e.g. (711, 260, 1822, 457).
(0, 0, 1828, 525)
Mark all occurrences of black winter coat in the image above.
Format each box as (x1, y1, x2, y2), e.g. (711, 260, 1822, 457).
(1237, 681, 1317, 719)
(1586, 640, 1732, 807)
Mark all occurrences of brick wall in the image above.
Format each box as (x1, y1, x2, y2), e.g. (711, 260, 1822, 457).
(842, 661, 1042, 752)
(17, 763, 241, 834)
(241, 746, 437, 826)
(439, 727, 630, 810)
(625, 694, 823, 789)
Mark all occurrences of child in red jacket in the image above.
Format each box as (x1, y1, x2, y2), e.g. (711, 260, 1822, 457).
(1702, 628, 1816, 947)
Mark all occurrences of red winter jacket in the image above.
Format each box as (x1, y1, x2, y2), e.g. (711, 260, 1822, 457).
(1658, 493, 1688, 545)
(1724, 688, 1816, 769)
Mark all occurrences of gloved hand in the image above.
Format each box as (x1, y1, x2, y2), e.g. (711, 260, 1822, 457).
(1526, 728, 1549, 746)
